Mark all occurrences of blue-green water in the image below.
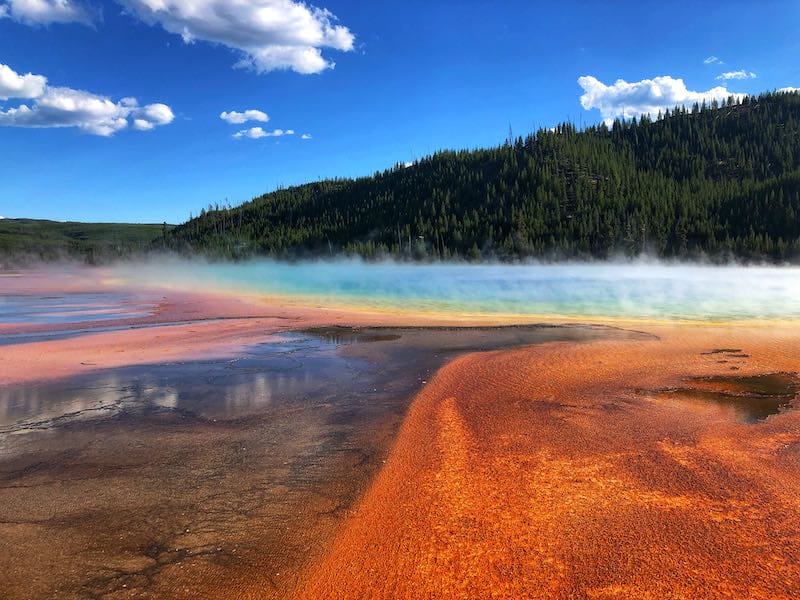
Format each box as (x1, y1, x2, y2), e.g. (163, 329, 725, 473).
(112, 260, 800, 321)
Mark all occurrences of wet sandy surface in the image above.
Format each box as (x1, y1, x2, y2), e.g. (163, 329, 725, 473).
(0, 325, 639, 599)
(299, 325, 800, 599)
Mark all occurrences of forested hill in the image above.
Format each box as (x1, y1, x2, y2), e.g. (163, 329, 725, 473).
(172, 90, 800, 261)
(0, 219, 173, 265)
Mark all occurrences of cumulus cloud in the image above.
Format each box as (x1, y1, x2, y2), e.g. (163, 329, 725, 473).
(220, 109, 269, 124)
(234, 127, 266, 139)
(0, 0, 96, 25)
(131, 103, 174, 130)
(301, 133, 311, 139)
(0, 63, 174, 136)
(578, 75, 743, 125)
(717, 70, 756, 80)
(0, 63, 46, 100)
(703, 56, 722, 65)
(117, 0, 355, 74)
(132, 118, 154, 130)
(233, 126, 295, 139)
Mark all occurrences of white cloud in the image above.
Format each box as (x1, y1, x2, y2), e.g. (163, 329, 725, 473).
(132, 118, 154, 130)
(578, 75, 743, 125)
(138, 102, 174, 125)
(117, 0, 355, 74)
(301, 133, 311, 139)
(717, 70, 756, 81)
(131, 104, 173, 130)
(220, 109, 269, 124)
(0, 62, 174, 136)
(778, 87, 800, 93)
(703, 56, 722, 65)
(233, 126, 294, 139)
(0, 63, 46, 100)
(0, 0, 96, 25)
(234, 127, 266, 139)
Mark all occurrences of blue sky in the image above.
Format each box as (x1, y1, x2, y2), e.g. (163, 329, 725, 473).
(0, 0, 798, 223)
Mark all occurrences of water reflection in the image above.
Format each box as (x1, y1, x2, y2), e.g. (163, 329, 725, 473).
(0, 326, 637, 436)
(0, 334, 358, 434)
(311, 328, 403, 345)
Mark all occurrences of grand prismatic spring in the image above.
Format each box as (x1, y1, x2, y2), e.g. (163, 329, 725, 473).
(2, 261, 800, 599)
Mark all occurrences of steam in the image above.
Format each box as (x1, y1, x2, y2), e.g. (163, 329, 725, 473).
(107, 256, 800, 321)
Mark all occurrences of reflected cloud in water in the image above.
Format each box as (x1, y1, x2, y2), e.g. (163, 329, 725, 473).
(0, 325, 643, 437)
(0, 334, 358, 434)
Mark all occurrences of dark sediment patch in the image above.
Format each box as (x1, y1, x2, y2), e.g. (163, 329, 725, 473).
(647, 372, 799, 423)
(0, 324, 643, 599)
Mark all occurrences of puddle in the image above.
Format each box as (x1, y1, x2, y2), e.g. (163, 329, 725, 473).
(649, 373, 798, 423)
(0, 333, 370, 433)
(310, 327, 404, 345)
(0, 326, 637, 434)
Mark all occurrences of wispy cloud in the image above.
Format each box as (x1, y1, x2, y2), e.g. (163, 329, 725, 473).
(233, 127, 295, 139)
(0, 62, 173, 136)
(703, 55, 723, 65)
(117, 0, 355, 75)
(578, 75, 742, 125)
(717, 70, 756, 81)
(301, 133, 312, 139)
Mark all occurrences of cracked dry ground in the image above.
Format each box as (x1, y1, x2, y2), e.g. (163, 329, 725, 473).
(298, 325, 800, 599)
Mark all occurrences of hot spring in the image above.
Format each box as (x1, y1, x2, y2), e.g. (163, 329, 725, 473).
(109, 260, 800, 321)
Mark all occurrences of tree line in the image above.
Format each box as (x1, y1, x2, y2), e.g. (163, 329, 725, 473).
(170, 90, 800, 261)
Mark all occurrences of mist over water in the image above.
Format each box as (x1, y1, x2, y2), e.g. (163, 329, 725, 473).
(110, 259, 800, 321)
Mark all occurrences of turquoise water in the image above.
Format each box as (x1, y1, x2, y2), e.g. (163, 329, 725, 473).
(112, 260, 800, 321)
